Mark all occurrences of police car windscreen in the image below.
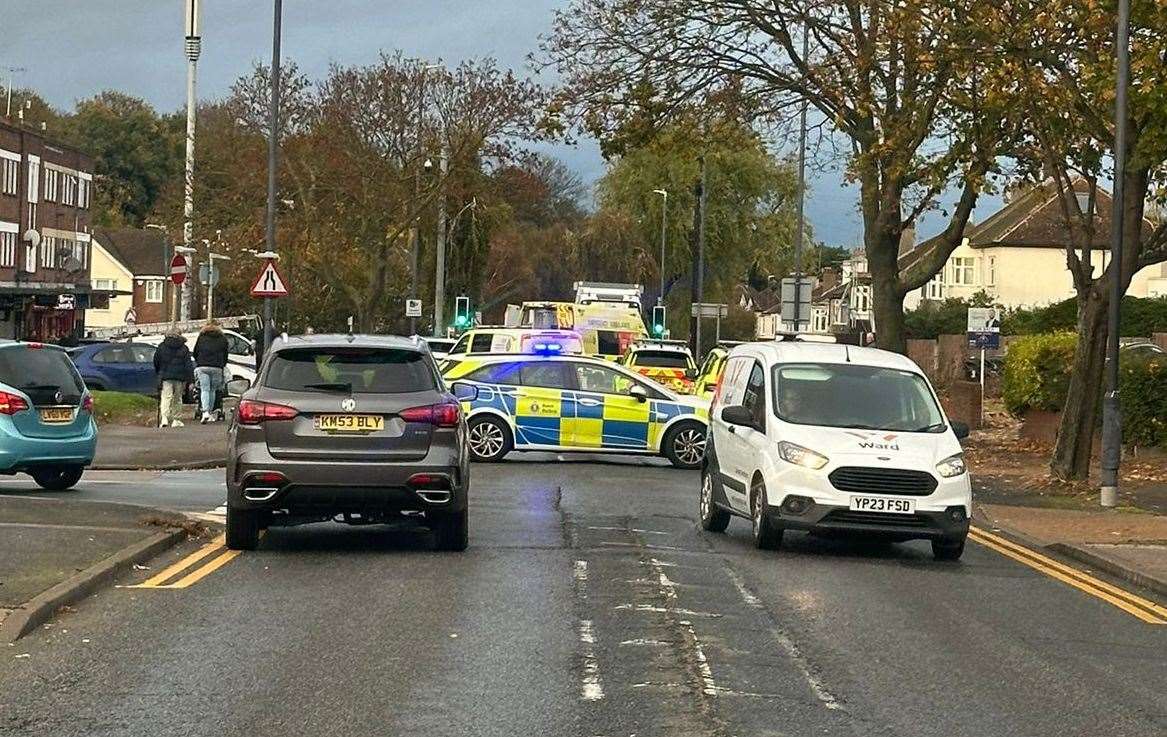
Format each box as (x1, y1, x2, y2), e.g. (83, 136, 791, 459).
(266, 348, 436, 394)
(0, 347, 85, 407)
(772, 363, 944, 432)
(636, 350, 689, 368)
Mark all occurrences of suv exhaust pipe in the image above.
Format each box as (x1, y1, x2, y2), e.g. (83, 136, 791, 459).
(415, 489, 452, 504)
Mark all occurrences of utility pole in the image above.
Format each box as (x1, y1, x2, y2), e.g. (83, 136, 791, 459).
(792, 29, 809, 333)
(689, 157, 707, 358)
(263, 0, 283, 359)
(653, 189, 668, 304)
(434, 142, 449, 335)
(1100, 0, 1131, 509)
(182, 0, 201, 323)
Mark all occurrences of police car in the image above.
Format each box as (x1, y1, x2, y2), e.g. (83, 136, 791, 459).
(619, 339, 698, 394)
(443, 352, 709, 468)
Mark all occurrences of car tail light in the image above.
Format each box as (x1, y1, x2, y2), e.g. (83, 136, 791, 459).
(82, 395, 94, 414)
(237, 399, 299, 425)
(251, 472, 288, 485)
(0, 391, 29, 415)
(400, 402, 461, 428)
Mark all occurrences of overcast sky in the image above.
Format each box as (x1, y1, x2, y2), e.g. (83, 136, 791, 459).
(3, 0, 881, 246)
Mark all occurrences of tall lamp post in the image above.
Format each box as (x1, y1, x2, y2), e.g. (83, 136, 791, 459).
(182, 0, 201, 322)
(653, 189, 668, 304)
(263, 0, 283, 357)
(1100, 0, 1131, 508)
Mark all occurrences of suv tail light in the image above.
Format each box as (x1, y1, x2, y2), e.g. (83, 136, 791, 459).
(237, 399, 299, 425)
(82, 395, 94, 414)
(399, 402, 461, 428)
(0, 391, 29, 415)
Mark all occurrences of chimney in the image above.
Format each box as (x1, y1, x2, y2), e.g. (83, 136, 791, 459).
(819, 267, 839, 291)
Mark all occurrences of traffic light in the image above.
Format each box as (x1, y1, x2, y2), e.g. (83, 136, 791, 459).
(454, 296, 471, 329)
(651, 305, 666, 337)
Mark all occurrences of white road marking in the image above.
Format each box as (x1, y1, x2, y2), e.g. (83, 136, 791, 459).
(726, 568, 842, 711)
(598, 541, 686, 552)
(613, 604, 722, 618)
(619, 638, 672, 647)
(586, 526, 669, 535)
(578, 619, 604, 701)
(677, 618, 717, 696)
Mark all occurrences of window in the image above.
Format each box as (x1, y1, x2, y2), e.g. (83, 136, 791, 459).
(572, 362, 661, 398)
(0, 346, 85, 406)
(519, 361, 572, 390)
(144, 280, 164, 303)
(93, 278, 117, 291)
(92, 346, 132, 364)
(596, 330, 622, 356)
(630, 350, 691, 369)
(0, 158, 17, 196)
(925, 274, 944, 300)
(266, 347, 437, 394)
(470, 333, 494, 353)
(812, 308, 829, 333)
(467, 361, 522, 385)
(853, 285, 871, 312)
(44, 168, 59, 202)
(24, 238, 36, 273)
(0, 231, 15, 268)
(61, 175, 77, 206)
(718, 356, 752, 407)
(742, 362, 767, 430)
(773, 363, 944, 432)
(40, 236, 56, 269)
(987, 256, 997, 287)
(950, 256, 976, 286)
(78, 177, 89, 208)
(225, 334, 254, 356)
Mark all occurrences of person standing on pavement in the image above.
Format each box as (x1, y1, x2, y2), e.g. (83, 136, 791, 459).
(153, 328, 194, 428)
(193, 320, 230, 424)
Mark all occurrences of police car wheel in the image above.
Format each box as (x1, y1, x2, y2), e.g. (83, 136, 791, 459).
(664, 422, 706, 469)
(467, 416, 512, 462)
(699, 469, 731, 533)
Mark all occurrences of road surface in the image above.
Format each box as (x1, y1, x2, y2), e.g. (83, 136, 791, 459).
(1, 459, 1164, 736)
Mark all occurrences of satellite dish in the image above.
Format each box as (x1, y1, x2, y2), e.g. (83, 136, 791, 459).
(23, 230, 41, 247)
(61, 256, 83, 274)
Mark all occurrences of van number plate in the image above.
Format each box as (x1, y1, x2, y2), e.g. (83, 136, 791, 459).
(849, 496, 915, 514)
(314, 414, 384, 433)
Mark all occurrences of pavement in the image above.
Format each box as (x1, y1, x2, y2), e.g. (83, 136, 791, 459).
(0, 458, 1164, 736)
(0, 495, 196, 642)
(93, 421, 228, 470)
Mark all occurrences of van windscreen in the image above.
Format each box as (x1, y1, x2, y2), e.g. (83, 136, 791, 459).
(773, 363, 944, 432)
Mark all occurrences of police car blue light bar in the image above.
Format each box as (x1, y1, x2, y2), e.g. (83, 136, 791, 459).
(532, 342, 563, 354)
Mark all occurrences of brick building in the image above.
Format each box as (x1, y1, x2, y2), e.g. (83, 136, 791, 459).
(0, 119, 104, 341)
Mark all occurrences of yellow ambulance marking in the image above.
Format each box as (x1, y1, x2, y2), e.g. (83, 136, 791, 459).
(969, 527, 1167, 624)
(126, 532, 254, 589)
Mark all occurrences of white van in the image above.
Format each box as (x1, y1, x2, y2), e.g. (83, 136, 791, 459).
(701, 340, 971, 560)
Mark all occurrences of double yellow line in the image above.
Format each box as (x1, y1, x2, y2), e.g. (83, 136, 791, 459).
(969, 526, 1167, 624)
(127, 534, 243, 589)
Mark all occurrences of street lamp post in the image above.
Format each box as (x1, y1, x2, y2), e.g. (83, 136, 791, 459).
(653, 189, 668, 304)
(1100, 0, 1132, 508)
(205, 251, 232, 319)
(182, 0, 202, 323)
(263, 0, 283, 357)
(434, 141, 449, 336)
(4, 66, 26, 119)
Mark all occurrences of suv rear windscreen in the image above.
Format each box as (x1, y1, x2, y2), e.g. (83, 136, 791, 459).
(265, 347, 437, 394)
(632, 350, 690, 369)
(0, 346, 85, 406)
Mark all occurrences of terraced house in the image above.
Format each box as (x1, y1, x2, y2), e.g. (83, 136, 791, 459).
(0, 118, 109, 341)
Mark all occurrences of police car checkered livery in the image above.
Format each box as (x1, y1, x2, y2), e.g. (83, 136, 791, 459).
(443, 354, 709, 468)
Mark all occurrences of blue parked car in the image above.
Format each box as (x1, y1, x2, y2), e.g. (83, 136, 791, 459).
(68, 342, 158, 396)
(0, 341, 96, 490)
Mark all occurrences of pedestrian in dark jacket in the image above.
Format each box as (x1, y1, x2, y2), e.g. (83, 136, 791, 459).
(193, 320, 230, 423)
(153, 330, 194, 428)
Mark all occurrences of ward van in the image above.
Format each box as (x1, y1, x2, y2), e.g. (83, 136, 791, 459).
(701, 340, 971, 560)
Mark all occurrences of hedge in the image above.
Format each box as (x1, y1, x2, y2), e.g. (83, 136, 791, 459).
(905, 295, 1167, 340)
(1119, 354, 1167, 450)
(1001, 332, 1078, 415)
(1002, 332, 1167, 450)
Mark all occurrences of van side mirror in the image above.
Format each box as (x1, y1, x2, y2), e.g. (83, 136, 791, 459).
(721, 405, 755, 429)
(628, 385, 648, 403)
(450, 381, 479, 402)
(951, 420, 970, 440)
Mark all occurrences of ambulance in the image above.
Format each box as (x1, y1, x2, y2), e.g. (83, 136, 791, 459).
(518, 301, 648, 361)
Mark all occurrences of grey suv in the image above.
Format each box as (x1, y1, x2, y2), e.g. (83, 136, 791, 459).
(225, 335, 476, 551)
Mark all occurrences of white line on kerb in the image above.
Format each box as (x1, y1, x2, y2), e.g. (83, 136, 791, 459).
(726, 568, 842, 711)
(578, 619, 604, 701)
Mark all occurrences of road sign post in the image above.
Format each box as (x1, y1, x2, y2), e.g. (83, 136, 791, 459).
(170, 254, 188, 323)
(250, 259, 289, 299)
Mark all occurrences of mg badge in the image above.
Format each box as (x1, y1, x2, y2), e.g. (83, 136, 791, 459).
(341, 398, 356, 412)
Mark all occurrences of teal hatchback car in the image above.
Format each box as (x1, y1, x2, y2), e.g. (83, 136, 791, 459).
(0, 341, 96, 490)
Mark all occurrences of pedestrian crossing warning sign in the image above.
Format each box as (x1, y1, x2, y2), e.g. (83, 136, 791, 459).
(250, 260, 289, 298)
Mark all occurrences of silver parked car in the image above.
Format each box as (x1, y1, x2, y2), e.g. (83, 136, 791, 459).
(225, 334, 476, 551)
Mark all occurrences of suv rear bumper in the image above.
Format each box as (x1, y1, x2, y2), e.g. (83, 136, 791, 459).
(0, 421, 97, 473)
(227, 445, 469, 516)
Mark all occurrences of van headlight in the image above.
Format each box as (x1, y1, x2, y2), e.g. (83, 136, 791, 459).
(936, 453, 967, 478)
(777, 441, 829, 470)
